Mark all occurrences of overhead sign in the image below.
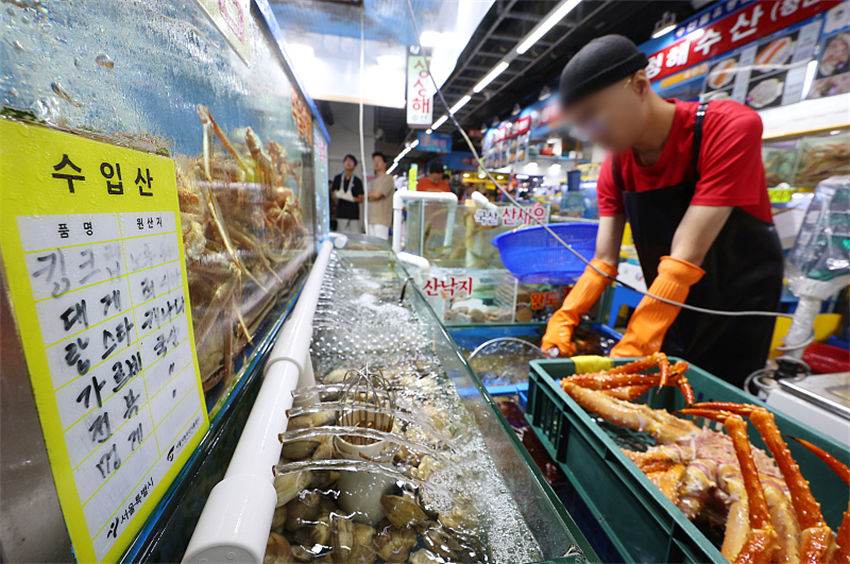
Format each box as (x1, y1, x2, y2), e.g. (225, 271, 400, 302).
(643, 0, 840, 82)
(407, 47, 434, 127)
(417, 131, 452, 153)
(0, 119, 209, 563)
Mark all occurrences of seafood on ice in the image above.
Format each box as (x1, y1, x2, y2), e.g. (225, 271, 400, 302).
(560, 354, 849, 563)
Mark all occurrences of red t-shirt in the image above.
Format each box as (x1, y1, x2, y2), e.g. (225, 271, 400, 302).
(597, 99, 773, 223)
(417, 177, 451, 192)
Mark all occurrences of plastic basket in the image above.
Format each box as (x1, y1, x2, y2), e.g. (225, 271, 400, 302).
(525, 357, 850, 563)
(491, 223, 598, 284)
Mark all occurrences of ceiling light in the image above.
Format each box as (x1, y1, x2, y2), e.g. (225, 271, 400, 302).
(449, 95, 471, 113)
(388, 162, 398, 174)
(431, 115, 448, 129)
(409, 139, 419, 148)
(538, 85, 552, 100)
(425, 128, 432, 134)
(286, 43, 315, 61)
(516, 0, 580, 55)
(511, 103, 521, 115)
(473, 61, 509, 93)
(420, 30, 442, 47)
(377, 54, 404, 67)
(652, 11, 677, 39)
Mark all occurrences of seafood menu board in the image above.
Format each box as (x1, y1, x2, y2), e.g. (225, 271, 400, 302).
(0, 119, 209, 563)
(702, 18, 823, 108)
(809, 2, 850, 98)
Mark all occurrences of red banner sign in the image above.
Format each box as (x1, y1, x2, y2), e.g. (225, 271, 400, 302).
(646, 0, 839, 82)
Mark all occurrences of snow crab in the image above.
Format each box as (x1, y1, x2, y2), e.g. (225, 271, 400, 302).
(559, 355, 849, 563)
(176, 105, 309, 390)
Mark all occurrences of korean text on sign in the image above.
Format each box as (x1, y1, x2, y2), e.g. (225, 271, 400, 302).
(0, 119, 208, 564)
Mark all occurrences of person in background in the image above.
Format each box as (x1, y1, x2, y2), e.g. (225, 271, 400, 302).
(541, 34, 782, 387)
(330, 154, 364, 234)
(366, 152, 395, 240)
(417, 160, 451, 192)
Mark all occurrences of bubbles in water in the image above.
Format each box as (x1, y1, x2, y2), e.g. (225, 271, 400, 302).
(294, 250, 545, 563)
(95, 53, 114, 69)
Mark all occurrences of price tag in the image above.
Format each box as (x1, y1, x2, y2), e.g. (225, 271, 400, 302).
(0, 119, 209, 563)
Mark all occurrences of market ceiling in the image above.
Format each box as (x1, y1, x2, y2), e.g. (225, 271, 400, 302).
(391, 0, 706, 162)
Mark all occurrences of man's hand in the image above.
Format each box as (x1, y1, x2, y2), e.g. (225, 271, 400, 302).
(368, 190, 384, 202)
(609, 205, 729, 357)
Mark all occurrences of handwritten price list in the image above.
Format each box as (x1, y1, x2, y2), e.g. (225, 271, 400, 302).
(19, 212, 202, 558)
(0, 120, 208, 563)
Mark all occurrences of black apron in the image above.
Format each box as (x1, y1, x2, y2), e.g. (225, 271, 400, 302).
(614, 103, 784, 387)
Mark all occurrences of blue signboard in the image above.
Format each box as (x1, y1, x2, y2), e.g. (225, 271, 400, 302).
(417, 131, 452, 153)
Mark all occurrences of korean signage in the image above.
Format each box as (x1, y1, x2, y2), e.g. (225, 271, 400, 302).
(473, 203, 548, 227)
(417, 131, 452, 153)
(195, 0, 253, 64)
(407, 48, 434, 127)
(640, 0, 848, 106)
(0, 119, 209, 563)
(422, 275, 473, 299)
(644, 0, 839, 82)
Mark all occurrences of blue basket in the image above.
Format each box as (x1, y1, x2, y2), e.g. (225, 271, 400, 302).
(492, 223, 598, 284)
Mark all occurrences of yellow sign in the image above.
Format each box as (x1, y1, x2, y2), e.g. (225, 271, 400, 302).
(0, 119, 209, 563)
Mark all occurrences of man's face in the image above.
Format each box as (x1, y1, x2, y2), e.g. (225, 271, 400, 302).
(372, 155, 386, 174)
(566, 74, 646, 152)
(343, 157, 356, 172)
(428, 172, 442, 183)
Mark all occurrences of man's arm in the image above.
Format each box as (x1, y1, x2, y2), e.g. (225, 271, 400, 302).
(594, 214, 626, 269)
(670, 205, 733, 266)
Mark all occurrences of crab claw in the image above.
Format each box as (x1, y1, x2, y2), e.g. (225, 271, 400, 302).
(790, 437, 850, 486)
(691, 401, 756, 416)
(679, 407, 732, 423)
(791, 437, 850, 563)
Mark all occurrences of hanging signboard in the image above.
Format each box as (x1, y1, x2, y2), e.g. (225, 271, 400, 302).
(195, 0, 253, 64)
(0, 119, 209, 563)
(417, 131, 452, 153)
(407, 47, 434, 127)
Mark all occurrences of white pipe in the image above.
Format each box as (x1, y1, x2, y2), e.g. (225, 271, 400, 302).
(183, 241, 333, 564)
(392, 189, 458, 253)
(396, 251, 430, 272)
(471, 190, 496, 209)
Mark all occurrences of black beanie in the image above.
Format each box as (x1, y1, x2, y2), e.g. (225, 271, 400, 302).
(559, 34, 648, 106)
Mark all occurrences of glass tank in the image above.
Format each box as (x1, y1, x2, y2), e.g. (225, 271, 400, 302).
(263, 247, 596, 564)
(0, 0, 326, 413)
(405, 200, 551, 270)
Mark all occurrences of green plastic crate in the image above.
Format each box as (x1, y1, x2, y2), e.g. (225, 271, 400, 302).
(526, 357, 850, 563)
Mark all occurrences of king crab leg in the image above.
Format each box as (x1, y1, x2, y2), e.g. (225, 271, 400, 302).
(791, 438, 850, 564)
(691, 403, 837, 563)
(682, 408, 780, 563)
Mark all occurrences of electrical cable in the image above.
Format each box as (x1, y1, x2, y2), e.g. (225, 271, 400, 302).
(403, 0, 796, 325)
(359, 7, 369, 232)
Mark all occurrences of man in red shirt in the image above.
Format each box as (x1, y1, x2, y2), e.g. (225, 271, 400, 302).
(542, 35, 783, 386)
(417, 160, 452, 192)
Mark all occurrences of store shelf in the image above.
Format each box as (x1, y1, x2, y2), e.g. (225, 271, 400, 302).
(761, 93, 850, 140)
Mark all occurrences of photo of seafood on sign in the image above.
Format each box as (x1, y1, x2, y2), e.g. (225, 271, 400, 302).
(0, 118, 209, 563)
(809, 2, 850, 99)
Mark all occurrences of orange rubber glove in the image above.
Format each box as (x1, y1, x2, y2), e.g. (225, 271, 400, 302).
(610, 256, 705, 358)
(542, 259, 618, 356)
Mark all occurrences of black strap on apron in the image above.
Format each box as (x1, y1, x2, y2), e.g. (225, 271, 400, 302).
(615, 102, 784, 387)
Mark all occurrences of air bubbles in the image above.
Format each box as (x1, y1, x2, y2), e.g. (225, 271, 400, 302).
(95, 53, 114, 69)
